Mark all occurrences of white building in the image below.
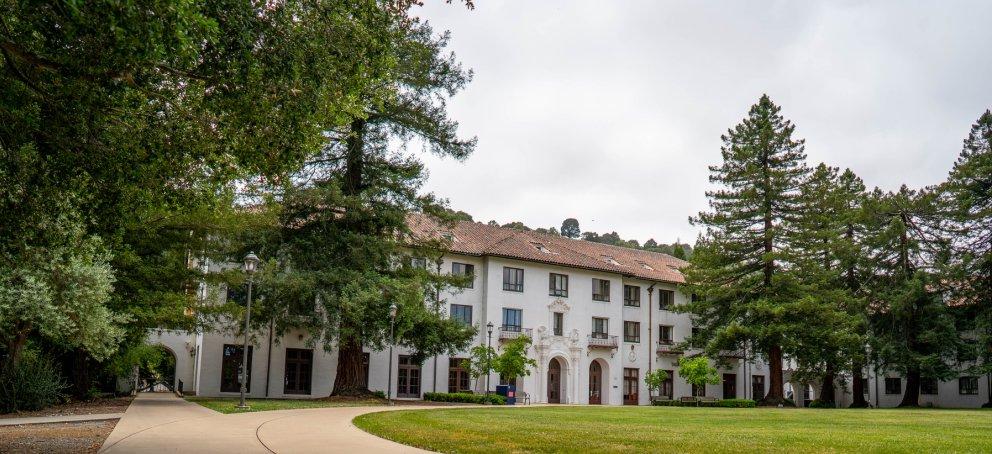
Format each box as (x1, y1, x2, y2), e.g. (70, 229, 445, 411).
(150, 216, 989, 408)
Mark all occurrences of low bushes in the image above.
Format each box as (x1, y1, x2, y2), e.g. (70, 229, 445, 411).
(808, 399, 836, 408)
(0, 351, 67, 413)
(423, 392, 506, 405)
(651, 398, 756, 408)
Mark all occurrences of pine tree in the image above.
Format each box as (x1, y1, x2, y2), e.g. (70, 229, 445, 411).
(682, 95, 809, 405)
(941, 109, 992, 407)
(561, 218, 581, 239)
(250, 17, 478, 396)
(787, 164, 867, 407)
(864, 187, 962, 407)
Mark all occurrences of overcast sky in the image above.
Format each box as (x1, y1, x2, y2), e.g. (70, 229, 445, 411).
(412, 1, 992, 244)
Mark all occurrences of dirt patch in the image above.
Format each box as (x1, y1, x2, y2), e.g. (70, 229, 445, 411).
(0, 397, 133, 420)
(0, 420, 117, 453)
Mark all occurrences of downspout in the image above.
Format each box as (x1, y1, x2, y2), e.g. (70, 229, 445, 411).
(265, 319, 273, 397)
(647, 284, 655, 401)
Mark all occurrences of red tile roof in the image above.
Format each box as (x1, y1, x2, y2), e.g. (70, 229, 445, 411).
(408, 214, 687, 284)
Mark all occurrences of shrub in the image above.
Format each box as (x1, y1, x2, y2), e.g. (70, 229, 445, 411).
(0, 351, 67, 413)
(650, 398, 756, 408)
(808, 399, 836, 409)
(371, 390, 386, 399)
(423, 392, 505, 405)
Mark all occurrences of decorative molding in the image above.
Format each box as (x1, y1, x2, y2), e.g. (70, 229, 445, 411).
(547, 299, 571, 313)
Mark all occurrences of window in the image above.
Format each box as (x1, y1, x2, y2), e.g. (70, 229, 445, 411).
(921, 378, 939, 395)
(959, 376, 979, 395)
(452, 262, 474, 288)
(860, 378, 869, 396)
(658, 325, 674, 345)
(623, 285, 640, 306)
(284, 348, 313, 395)
(397, 355, 421, 398)
(411, 257, 427, 269)
(658, 290, 675, 310)
(226, 284, 247, 306)
(450, 304, 472, 325)
(660, 370, 674, 399)
(751, 375, 765, 400)
(502, 308, 522, 331)
(884, 377, 901, 395)
(592, 317, 609, 339)
(503, 267, 524, 292)
(553, 312, 564, 336)
(624, 321, 640, 343)
(592, 278, 610, 302)
(221, 344, 253, 393)
(690, 327, 702, 348)
(448, 358, 471, 393)
(549, 273, 569, 297)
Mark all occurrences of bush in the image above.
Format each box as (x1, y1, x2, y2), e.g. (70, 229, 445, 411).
(371, 390, 386, 399)
(0, 352, 67, 413)
(423, 392, 505, 405)
(650, 398, 756, 408)
(808, 399, 836, 409)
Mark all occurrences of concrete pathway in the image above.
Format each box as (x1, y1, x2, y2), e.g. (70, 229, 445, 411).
(0, 413, 124, 426)
(99, 393, 434, 453)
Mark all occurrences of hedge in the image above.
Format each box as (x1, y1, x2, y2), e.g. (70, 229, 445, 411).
(423, 392, 506, 405)
(651, 398, 756, 408)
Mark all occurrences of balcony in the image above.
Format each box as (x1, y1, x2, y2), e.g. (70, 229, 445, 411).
(499, 325, 532, 341)
(656, 340, 683, 355)
(587, 334, 619, 349)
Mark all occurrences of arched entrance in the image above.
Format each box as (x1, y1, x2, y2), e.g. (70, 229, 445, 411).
(547, 358, 563, 403)
(589, 360, 603, 404)
(138, 344, 177, 393)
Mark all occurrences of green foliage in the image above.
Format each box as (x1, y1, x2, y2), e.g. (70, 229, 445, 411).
(643, 369, 670, 396)
(423, 392, 505, 405)
(808, 399, 836, 409)
(0, 349, 67, 413)
(677, 356, 720, 388)
(560, 218, 581, 239)
(461, 344, 498, 381)
(651, 398, 756, 408)
(492, 336, 538, 382)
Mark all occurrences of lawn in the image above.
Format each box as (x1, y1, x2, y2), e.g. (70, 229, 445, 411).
(354, 406, 992, 453)
(186, 396, 386, 414)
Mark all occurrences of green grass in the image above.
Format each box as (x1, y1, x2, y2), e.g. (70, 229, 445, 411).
(186, 396, 385, 414)
(354, 406, 992, 453)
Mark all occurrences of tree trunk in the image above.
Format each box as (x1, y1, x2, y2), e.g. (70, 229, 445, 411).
(850, 361, 869, 408)
(1, 323, 31, 377)
(761, 344, 787, 406)
(331, 334, 368, 396)
(818, 363, 836, 406)
(69, 351, 93, 399)
(899, 367, 921, 407)
(344, 118, 366, 196)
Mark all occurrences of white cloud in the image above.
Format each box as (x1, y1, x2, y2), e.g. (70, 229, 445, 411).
(414, 0, 992, 243)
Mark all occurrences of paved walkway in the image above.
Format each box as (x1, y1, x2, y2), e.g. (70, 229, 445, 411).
(99, 393, 433, 453)
(0, 413, 124, 426)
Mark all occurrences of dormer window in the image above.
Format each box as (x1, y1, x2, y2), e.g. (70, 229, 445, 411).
(441, 232, 455, 241)
(638, 261, 654, 270)
(601, 255, 621, 266)
(531, 242, 550, 253)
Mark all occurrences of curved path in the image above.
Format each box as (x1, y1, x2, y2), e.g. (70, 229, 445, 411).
(100, 393, 432, 453)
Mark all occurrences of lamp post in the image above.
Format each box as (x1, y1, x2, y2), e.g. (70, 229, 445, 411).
(486, 321, 494, 404)
(237, 251, 259, 410)
(387, 303, 398, 406)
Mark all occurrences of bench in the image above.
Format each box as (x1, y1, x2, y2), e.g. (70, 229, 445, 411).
(698, 396, 718, 403)
(679, 396, 697, 404)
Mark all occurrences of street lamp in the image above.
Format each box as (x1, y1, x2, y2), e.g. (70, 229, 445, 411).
(486, 321, 494, 404)
(237, 252, 259, 410)
(387, 303, 398, 406)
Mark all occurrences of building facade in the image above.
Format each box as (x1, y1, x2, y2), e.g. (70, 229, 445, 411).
(150, 217, 990, 408)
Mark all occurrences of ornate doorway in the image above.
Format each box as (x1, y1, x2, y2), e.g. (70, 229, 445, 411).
(547, 358, 562, 403)
(589, 361, 602, 404)
(623, 368, 639, 405)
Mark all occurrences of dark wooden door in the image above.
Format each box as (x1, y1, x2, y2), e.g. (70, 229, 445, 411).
(547, 359, 561, 403)
(723, 373, 737, 399)
(284, 348, 313, 395)
(589, 361, 602, 404)
(623, 368, 639, 405)
(397, 355, 421, 398)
